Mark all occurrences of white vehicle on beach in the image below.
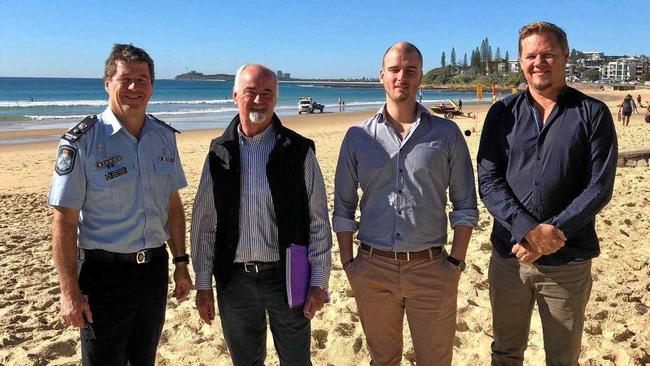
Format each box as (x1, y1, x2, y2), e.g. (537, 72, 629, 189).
(298, 97, 324, 114)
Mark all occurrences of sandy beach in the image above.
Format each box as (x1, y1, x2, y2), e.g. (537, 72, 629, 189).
(1, 88, 649, 365)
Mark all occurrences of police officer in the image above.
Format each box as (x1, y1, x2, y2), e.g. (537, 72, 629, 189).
(48, 44, 192, 365)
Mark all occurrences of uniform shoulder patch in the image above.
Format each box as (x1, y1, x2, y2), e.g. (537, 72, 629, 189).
(62, 115, 98, 143)
(55, 145, 77, 175)
(148, 114, 180, 134)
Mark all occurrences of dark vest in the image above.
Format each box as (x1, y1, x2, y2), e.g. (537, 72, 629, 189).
(208, 114, 314, 288)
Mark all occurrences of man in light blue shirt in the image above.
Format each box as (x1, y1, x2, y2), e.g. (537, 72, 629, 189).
(48, 44, 192, 365)
(333, 42, 478, 365)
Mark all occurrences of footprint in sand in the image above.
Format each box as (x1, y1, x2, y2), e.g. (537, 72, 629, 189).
(352, 336, 363, 354)
(333, 322, 355, 337)
(312, 329, 328, 349)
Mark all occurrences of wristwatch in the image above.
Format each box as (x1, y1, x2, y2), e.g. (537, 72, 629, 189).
(446, 256, 466, 272)
(172, 254, 190, 265)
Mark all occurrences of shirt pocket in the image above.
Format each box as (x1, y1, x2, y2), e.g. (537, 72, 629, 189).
(409, 142, 449, 177)
(87, 165, 137, 215)
(149, 160, 175, 200)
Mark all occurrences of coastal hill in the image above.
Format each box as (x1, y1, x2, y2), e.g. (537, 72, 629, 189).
(174, 71, 235, 80)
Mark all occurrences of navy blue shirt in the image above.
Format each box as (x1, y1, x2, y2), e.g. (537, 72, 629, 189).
(477, 86, 617, 265)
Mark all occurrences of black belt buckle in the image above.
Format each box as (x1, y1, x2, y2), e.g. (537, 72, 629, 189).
(243, 263, 259, 273)
(136, 250, 150, 264)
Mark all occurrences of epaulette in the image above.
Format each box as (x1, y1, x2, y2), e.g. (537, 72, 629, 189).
(62, 115, 98, 143)
(148, 114, 180, 134)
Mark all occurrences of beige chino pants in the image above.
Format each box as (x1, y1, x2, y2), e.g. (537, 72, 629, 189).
(489, 251, 592, 366)
(345, 248, 461, 366)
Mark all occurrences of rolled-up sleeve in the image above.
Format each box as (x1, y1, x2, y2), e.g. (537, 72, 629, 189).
(190, 155, 217, 290)
(332, 130, 360, 233)
(448, 127, 479, 228)
(304, 149, 332, 289)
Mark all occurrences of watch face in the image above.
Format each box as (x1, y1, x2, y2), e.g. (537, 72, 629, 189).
(458, 261, 466, 271)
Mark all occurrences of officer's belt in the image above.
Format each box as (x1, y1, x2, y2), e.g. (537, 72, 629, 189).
(80, 246, 167, 264)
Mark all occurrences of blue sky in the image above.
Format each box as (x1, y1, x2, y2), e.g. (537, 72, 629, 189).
(1, 0, 648, 79)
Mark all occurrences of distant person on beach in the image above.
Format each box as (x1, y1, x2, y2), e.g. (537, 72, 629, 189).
(48, 44, 192, 365)
(334, 41, 477, 365)
(458, 98, 463, 111)
(477, 21, 617, 366)
(338, 96, 343, 112)
(191, 63, 332, 365)
(637, 94, 642, 108)
(620, 94, 635, 126)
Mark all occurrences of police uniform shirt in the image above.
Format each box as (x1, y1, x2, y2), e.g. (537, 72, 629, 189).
(47, 107, 187, 253)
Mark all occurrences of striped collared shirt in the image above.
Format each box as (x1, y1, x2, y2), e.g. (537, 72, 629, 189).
(191, 123, 332, 290)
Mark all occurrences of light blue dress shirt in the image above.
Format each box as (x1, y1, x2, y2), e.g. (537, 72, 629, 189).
(47, 108, 187, 253)
(333, 103, 478, 252)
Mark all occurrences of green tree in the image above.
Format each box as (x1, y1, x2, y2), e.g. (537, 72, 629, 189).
(463, 53, 468, 67)
(441, 51, 446, 67)
(451, 47, 456, 67)
(471, 48, 482, 75)
(423, 66, 452, 84)
(582, 68, 600, 81)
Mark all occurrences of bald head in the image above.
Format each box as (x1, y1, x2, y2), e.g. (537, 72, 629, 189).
(382, 41, 423, 69)
(233, 63, 278, 94)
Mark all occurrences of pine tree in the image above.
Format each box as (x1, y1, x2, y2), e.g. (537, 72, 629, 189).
(441, 51, 446, 67)
(463, 53, 468, 67)
(495, 47, 501, 62)
(480, 39, 487, 62)
(451, 47, 457, 66)
(471, 48, 482, 74)
(505, 50, 510, 62)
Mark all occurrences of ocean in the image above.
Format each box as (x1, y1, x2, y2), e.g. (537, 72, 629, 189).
(0, 77, 483, 133)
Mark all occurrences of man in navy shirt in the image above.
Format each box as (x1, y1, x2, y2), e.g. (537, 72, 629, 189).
(477, 22, 617, 365)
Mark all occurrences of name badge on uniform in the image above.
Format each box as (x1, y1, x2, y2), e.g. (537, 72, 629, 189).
(105, 167, 127, 181)
(55, 146, 77, 175)
(96, 155, 122, 169)
(158, 156, 175, 163)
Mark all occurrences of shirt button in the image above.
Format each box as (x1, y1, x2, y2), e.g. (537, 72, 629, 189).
(397, 211, 402, 215)
(398, 189, 403, 193)
(536, 156, 541, 160)
(399, 169, 403, 173)
(396, 233, 401, 237)
(534, 181, 539, 186)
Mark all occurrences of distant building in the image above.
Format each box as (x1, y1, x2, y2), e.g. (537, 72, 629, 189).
(602, 58, 638, 81)
(283, 73, 291, 79)
(277, 70, 284, 79)
(508, 60, 520, 73)
(582, 51, 604, 61)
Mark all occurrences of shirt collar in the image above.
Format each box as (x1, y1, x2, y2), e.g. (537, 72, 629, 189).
(524, 84, 572, 107)
(375, 102, 431, 123)
(237, 122, 275, 146)
(101, 107, 153, 137)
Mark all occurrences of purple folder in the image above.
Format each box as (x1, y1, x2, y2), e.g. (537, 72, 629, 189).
(286, 244, 310, 308)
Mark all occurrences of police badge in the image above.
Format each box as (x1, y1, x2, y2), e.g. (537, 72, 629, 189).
(55, 146, 77, 175)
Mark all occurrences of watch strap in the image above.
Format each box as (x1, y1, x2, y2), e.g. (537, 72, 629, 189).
(172, 254, 190, 264)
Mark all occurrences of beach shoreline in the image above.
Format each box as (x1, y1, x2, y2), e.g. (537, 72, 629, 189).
(1, 88, 649, 365)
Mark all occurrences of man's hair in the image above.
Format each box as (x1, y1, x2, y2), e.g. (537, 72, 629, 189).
(518, 21, 569, 56)
(233, 63, 279, 95)
(104, 44, 155, 83)
(382, 41, 423, 69)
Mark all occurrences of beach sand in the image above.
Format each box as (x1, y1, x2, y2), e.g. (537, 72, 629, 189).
(1, 88, 649, 365)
